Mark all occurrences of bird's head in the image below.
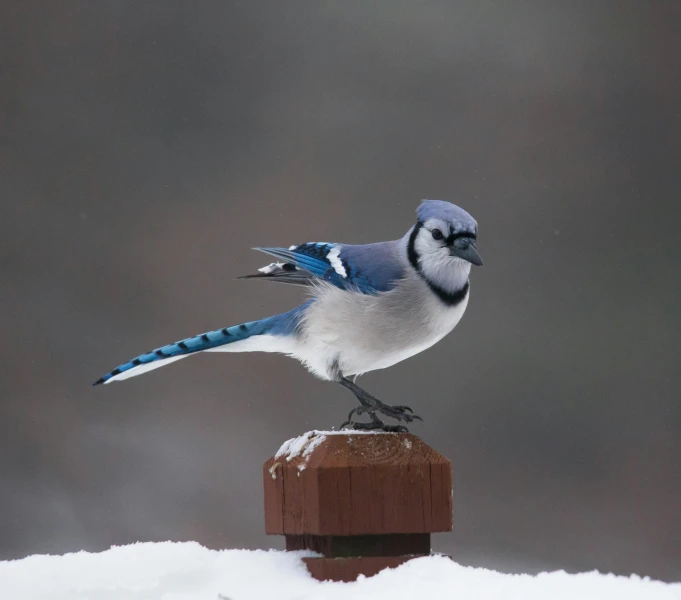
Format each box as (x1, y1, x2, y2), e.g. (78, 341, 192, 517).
(411, 200, 483, 269)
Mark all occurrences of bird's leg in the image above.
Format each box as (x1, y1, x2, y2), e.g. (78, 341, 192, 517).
(338, 377, 422, 431)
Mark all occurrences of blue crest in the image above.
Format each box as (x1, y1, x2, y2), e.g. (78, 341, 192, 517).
(417, 200, 477, 234)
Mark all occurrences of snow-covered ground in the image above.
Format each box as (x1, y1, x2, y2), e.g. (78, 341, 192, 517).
(2, 542, 680, 600)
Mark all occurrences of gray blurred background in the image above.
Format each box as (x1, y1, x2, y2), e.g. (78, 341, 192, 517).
(2, 0, 680, 581)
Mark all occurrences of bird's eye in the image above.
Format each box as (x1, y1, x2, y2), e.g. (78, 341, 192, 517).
(431, 229, 444, 241)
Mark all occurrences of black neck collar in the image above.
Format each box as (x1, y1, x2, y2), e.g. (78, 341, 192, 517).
(407, 221, 470, 306)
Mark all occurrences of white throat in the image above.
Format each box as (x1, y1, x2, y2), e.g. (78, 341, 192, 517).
(412, 230, 471, 293)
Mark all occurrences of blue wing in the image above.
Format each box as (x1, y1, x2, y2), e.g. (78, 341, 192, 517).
(251, 242, 404, 294)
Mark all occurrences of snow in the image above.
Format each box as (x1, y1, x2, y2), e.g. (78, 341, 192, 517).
(2, 542, 679, 600)
(274, 429, 386, 471)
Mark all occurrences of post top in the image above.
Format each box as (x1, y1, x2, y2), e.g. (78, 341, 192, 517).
(273, 430, 448, 473)
(264, 430, 452, 535)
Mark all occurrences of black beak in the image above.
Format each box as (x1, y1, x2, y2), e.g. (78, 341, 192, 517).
(450, 240, 483, 266)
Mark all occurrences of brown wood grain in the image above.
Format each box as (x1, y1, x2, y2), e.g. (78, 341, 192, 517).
(262, 460, 284, 534)
(263, 433, 452, 536)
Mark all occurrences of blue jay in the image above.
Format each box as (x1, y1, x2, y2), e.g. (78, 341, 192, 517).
(94, 200, 483, 431)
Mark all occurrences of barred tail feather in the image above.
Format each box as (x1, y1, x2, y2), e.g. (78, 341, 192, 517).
(95, 355, 189, 383)
(93, 304, 308, 385)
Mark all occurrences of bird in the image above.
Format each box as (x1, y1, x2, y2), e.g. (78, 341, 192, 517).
(94, 199, 483, 431)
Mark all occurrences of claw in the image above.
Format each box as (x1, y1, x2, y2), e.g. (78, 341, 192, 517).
(347, 405, 371, 421)
(381, 405, 421, 423)
(341, 406, 378, 430)
(391, 405, 414, 414)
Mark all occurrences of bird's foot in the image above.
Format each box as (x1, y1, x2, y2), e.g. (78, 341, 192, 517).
(344, 420, 409, 433)
(378, 403, 423, 423)
(346, 404, 421, 423)
(340, 407, 410, 433)
(337, 377, 423, 430)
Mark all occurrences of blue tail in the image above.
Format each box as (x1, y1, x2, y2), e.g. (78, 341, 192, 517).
(93, 304, 307, 385)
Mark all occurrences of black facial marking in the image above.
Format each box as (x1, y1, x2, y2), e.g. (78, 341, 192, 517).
(407, 220, 470, 307)
(426, 280, 470, 306)
(446, 230, 476, 246)
(407, 221, 423, 271)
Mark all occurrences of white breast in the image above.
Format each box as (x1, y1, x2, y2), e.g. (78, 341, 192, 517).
(295, 274, 470, 380)
(365, 289, 469, 372)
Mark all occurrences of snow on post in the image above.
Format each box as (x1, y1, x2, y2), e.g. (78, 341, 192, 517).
(264, 430, 452, 582)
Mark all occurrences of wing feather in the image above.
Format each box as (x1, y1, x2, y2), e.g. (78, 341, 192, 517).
(238, 261, 313, 287)
(241, 242, 404, 294)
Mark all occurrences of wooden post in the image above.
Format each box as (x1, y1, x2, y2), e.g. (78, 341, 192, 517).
(263, 431, 452, 582)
